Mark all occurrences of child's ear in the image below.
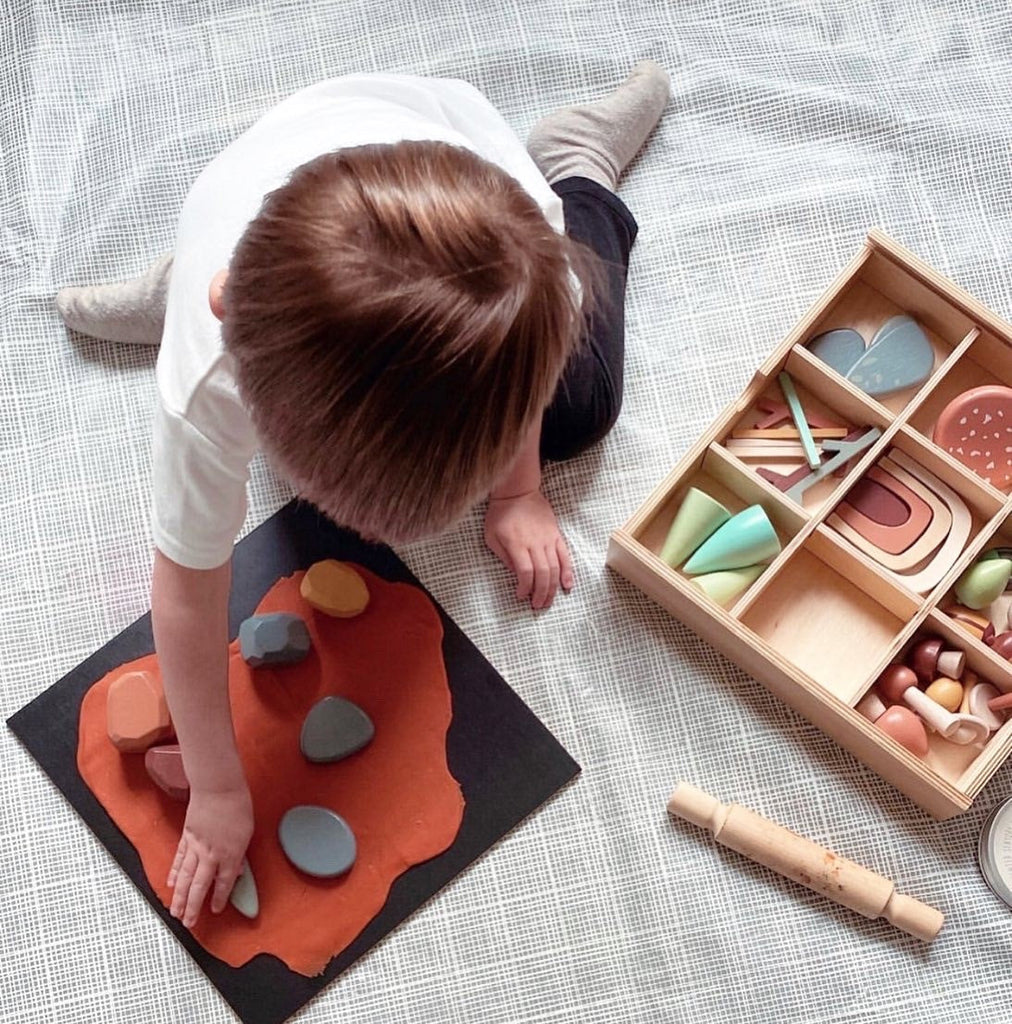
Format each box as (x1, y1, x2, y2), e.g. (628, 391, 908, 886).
(209, 269, 229, 322)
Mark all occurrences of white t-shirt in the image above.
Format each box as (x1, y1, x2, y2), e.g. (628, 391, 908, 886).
(152, 73, 564, 569)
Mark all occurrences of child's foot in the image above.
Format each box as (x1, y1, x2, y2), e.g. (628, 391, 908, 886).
(55, 252, 173, 345)
(527, 60, 670, 189)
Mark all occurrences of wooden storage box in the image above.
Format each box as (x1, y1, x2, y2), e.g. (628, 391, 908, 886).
(608, 230, 1012, 820)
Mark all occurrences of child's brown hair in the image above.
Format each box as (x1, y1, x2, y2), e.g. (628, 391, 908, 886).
(222, 140, 598, 543)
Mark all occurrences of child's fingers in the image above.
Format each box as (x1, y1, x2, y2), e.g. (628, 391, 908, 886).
(170, 846, 198, 919)
(530, 549, 553, 609)
(182, 858, 218, 927)
(487, 535, 514, 575)
(513, 547, 534, 600)
(539, 545, 561, 609)
(211, 861, 242, 914)
(557, 536, 575, 591)
(167, 837, 186, 888)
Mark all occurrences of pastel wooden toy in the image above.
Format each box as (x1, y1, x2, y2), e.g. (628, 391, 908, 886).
(784, 428, 882, 504)
(989, 631, 1012, 660)
(753, 397, 845, 431)
(933, 384, 1012, 490)
(908, 636, 964, 684)
(725, 439, 812, 460)
(229, 858, 259, 919)
(143, 744, 189, 802)
(808, 327, 866, 377)
(731, 426, 849, 440)
(778, 372, 820, 469)
(606, 231, 1012, 820)
(106, 670, 173, 753)
(278, 805, 357, 878)
(943, 604, 995, 644)
(832, 466, 933, 555)
(877, 664, 989, 745)
(924, 678, 963, 713)
(844, 315, 934, 398)
(667, 782, 943, 942)
(856, 692, 929, 757)
(682, 505, 781, 575)
(987, 692, 1012, 713)
(954, 557, 1012, 610)
(300, 560, 370, 617)
(879, 450, 972, 594)
(300, 696, 375, 763)
(964, 683, 1005, 732)
(828, 462, 950, 572)
(659, 487, 731, 567)
(691, 565, 766, 607)
(239, 612, 312, 667)
(757, 461, 821, 492)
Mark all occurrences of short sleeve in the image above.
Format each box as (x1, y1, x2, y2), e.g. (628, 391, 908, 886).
(150, 363, 257, 569)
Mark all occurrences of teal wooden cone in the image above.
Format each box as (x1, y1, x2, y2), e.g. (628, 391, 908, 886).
(683, 504, 781, 574)
(691, 565, 766, 607)
(659, 487, 731, 567)
(954, 557, 1012, 609)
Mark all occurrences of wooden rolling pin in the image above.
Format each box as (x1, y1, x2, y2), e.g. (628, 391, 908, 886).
(667, 782, 943, 942)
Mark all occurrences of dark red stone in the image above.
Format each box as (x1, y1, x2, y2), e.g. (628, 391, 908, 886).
(144, 744, 190, 802)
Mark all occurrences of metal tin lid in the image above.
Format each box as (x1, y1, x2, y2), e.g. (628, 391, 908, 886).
(978, 797, 1012, 908)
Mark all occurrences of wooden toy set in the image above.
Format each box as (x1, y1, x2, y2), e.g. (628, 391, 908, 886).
(608, 230, 1012, 819)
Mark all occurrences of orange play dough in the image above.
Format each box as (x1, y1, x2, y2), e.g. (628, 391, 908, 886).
(77, 567, 464, 976)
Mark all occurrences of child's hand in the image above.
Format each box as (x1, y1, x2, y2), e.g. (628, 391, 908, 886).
(484, 490, 574, 609)
(167, 783, 254, 928)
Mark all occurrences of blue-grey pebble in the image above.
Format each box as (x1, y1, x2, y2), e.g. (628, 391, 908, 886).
(300, 696, 374, 763)
(278, 805, 357, 878)
(239, 612, 312, 667)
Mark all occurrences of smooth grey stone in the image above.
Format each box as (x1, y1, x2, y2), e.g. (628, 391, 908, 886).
(808, 327, 865, 376)
(239, 612, 311, 668)
(229, 858, 259, 919)
(278, 805, 356, 878)
(300, 696, 374, 763)
(846, 315, 933, 396)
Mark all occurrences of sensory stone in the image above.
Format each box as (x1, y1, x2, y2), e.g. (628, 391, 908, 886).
(239, 612, 312, 668)
(278, 806, 357, 878)
(300, 696, 375, 764)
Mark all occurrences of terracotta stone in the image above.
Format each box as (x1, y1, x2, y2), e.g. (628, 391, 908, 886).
(106, 670, 173, 753)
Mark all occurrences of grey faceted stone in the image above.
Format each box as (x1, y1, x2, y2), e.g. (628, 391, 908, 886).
(300, 696, 374, 763)
(278, 806, 356, 878)
(239, 613, 312, 667)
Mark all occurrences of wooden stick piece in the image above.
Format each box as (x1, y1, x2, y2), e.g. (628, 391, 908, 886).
(778, 372, 820, 469)
(667, 782, 943, 942)
(731, 427, 850, 440)
(755, 396, 845, 430)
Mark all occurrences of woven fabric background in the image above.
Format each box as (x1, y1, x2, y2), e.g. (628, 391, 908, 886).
(5, 1, 1012, 1021)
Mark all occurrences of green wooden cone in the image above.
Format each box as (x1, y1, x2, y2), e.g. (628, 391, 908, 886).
(691, 564, 766, 607)
(955, 557, 1012, 609)
(659, 487, 731, 567)
(683, 504, 781, 575)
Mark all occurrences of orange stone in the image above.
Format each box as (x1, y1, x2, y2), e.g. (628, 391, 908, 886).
(299, 559, 369, 618)
(106, 669, 173, 752)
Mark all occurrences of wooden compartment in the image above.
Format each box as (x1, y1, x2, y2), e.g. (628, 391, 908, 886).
(608, 230, 1012, 819)
(801, 248, 974, 416)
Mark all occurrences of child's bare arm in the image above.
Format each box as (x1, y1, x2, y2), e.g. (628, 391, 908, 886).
(484, 422, 574, 609)
(151, 549, 253, 927)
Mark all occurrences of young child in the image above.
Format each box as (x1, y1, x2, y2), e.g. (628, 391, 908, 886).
(56, 63, 669, 927)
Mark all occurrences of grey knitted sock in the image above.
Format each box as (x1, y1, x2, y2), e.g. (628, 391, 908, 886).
(54, 251, 174, 345)
(526, 60, 671, 189)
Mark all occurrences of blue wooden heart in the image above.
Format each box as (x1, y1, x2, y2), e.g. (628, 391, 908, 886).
(845, 315, 934, 397)
(808, 328, 865, 377)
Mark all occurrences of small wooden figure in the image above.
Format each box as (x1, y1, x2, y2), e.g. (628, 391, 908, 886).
(933, 385, 1012, 490)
